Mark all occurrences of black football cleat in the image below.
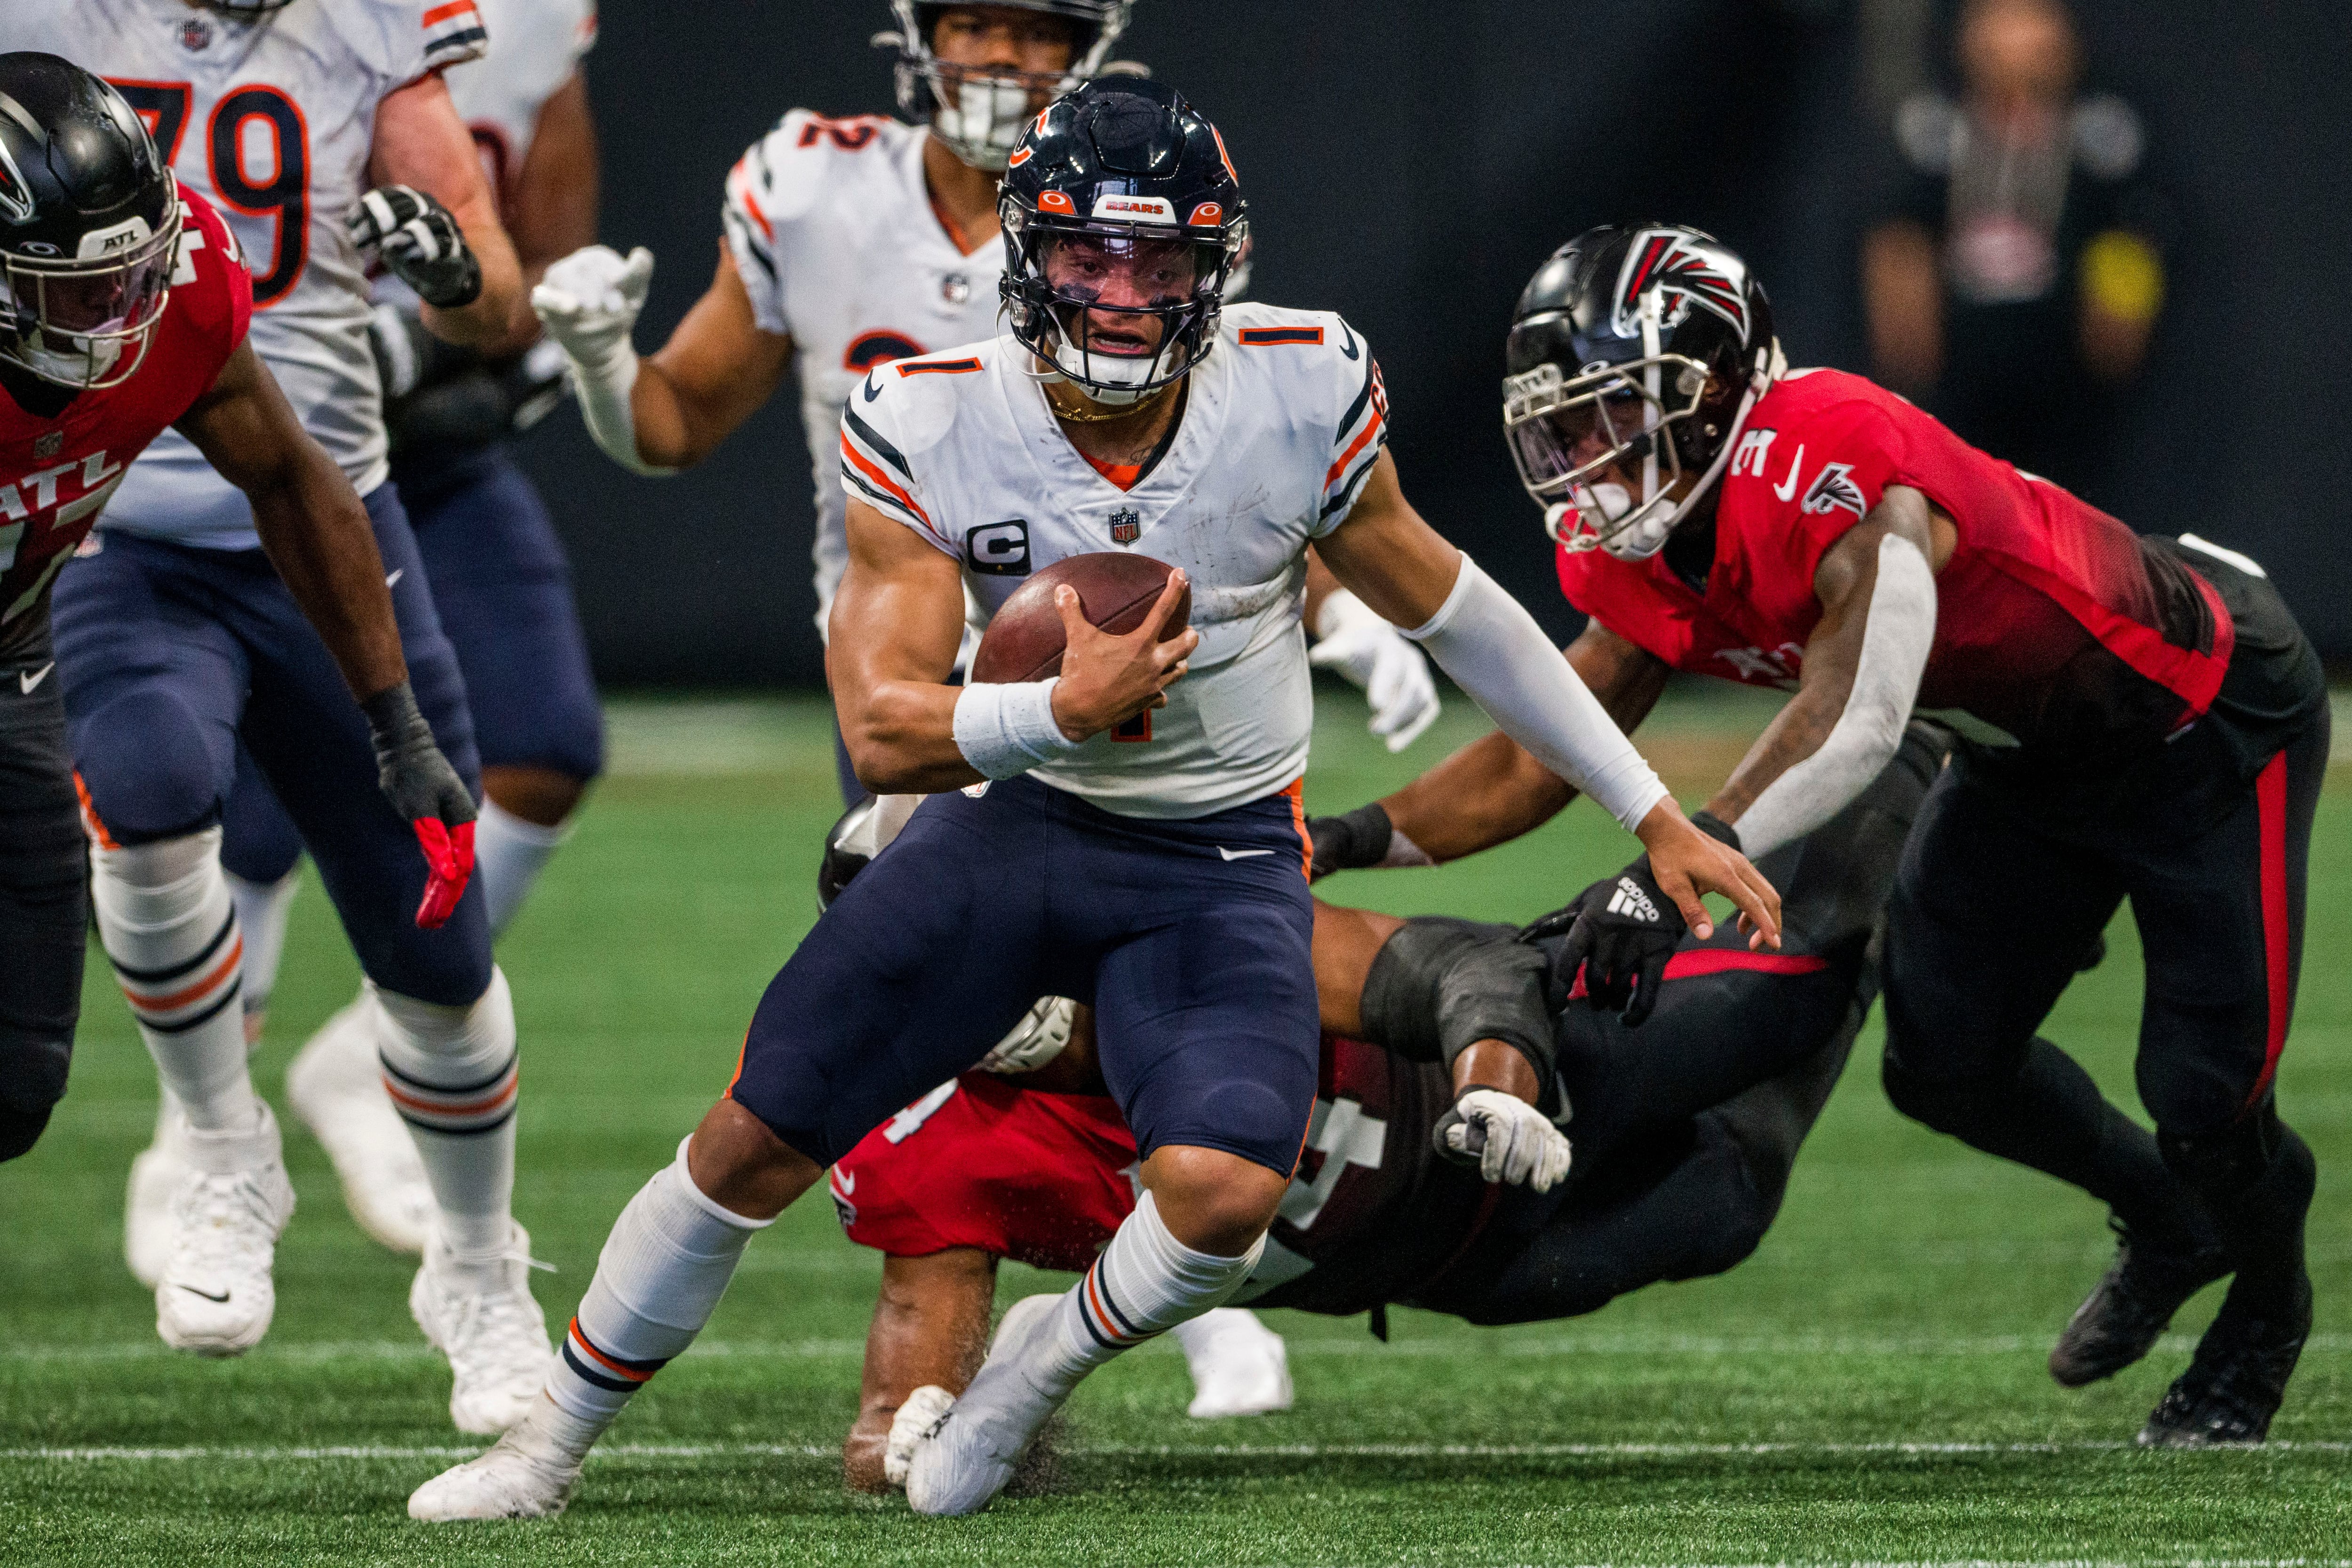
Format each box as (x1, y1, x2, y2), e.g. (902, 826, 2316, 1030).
(2049, 1217, 2229, 1388)
(2137, 1273, 2312, 1448)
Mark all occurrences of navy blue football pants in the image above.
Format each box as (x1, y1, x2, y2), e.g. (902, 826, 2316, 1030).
(53, 485, 493, 1006)
(729, 773, 1321, 1176)
(221, 445, 605, 887)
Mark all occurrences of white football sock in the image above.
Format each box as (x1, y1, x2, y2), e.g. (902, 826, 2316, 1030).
(90, 828, 258, 1135)
(475, 800, 568, 942)
(227, 868, 300, 1042)
(376, 967, 520, 1259)
(544, 1142, 771, 1430)
(1031, 1190, 1263, 1400)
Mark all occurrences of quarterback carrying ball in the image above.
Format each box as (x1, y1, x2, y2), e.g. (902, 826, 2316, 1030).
(409, 79, 1776, 1521)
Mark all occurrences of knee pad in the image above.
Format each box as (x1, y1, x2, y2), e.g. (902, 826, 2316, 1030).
(76, 690, 225, 844)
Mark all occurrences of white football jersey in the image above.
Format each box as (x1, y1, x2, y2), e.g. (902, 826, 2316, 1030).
(841, 303, 1392, 819)
(11, 0, 488, 548)
(443, 0, 595, 204)
(721, 112, 1005, 633)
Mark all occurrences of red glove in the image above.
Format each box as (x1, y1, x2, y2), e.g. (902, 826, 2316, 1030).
(362, 681, 478, 929)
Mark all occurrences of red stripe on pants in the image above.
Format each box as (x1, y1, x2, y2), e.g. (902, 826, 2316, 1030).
(2248, 750, 2292, 1109)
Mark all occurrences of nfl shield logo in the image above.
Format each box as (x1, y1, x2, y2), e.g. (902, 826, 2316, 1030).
(1108, 509, 1141, 546)
(33, 431, 61, 460)
(180, 16, 214, 49)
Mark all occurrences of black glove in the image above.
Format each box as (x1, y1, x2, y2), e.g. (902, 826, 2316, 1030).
(362, 681, 478, 929)
(349, 185, 483, 308)
(1528, 810, 1739, 1028)
(1306, 802, 1393, 880)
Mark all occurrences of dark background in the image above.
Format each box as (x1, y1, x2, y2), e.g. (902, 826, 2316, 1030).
(522, 0, 2352, 686)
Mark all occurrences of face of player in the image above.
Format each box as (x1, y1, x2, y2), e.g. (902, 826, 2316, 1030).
(1041, 233, 1201, 359)
(930, 7, 1080, 91)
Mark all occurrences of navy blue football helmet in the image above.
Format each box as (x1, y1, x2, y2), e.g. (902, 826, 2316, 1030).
(997, 77, 1245, 405)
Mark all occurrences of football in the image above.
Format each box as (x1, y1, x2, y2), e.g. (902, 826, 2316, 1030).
(969, 552, 1192, 683)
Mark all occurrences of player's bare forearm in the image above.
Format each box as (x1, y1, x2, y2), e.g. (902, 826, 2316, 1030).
(845, 1250, 996, 1493)
(634, 248, 794, 467)
(1380, 624, 1668, 862)
(372, 73, 524, 351)
(176, 344, 405, 700)
(510, 72, 599, 292)
(831, 502, 985, 792)
(1706, 490, 1937, 825)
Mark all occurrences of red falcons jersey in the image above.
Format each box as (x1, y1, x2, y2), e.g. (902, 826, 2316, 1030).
(1556, 368, 2236, 769)
(0, 186, 249, 631)
(830, 1037, 1471, 1312)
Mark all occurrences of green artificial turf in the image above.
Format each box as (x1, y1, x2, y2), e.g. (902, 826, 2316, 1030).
(2, 686, 2347, 1566)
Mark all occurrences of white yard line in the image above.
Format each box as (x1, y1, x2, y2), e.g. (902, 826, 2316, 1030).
(17, 1332, 2352, 1364)
(7, 1439, 2350, 1462)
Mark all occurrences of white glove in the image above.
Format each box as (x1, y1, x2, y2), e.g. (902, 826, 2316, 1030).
(1309, 587, 1441, 752)
(530, 245, 671, 475)
(977, 996, 1076, 1074)
(1435, 1088, 1573, 1192)
(883, 1384, 957, 1488)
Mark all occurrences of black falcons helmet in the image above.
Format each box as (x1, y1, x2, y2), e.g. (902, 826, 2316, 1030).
(879, 1, 1134, 172)
(998, 77, 1245, 404)
(0, 54, 181, 391)
(1502, 224, 1778, 561)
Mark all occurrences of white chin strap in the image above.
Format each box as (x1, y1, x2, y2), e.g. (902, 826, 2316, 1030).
(933, 77, 1032, 170)
(1047, 335, 1176, 407)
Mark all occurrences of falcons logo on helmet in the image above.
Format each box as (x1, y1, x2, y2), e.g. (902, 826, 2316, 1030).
(1612, 228, 1751, 341)
(0, 138, 32, 225)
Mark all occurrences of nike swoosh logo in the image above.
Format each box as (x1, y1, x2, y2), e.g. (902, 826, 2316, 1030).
(1218, 847, 1276, 861)
(862, 375, 884, 403)
(175, 1283, 231, 1303)
(1339, 322, 1360, 361)
(18, 662, 51, 694)
(1772, 444, 1806, 503)
(385, 569, 404, 588)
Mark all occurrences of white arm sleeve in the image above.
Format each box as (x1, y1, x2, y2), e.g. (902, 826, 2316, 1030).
(1402, 555, 1669, 832)
(1733, 533, 1937, 858)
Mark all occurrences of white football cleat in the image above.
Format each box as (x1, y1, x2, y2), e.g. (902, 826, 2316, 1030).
(125, 1098, 193, 1289)
(905, 1290, 1069, 1516)
(286, 990, 434, 1253)
(407, 1401, 588, 1521)
(154, 1104, 295, 1357)
(411, 1223, 556, 1435)
(1174, 1307, 1293, 1418)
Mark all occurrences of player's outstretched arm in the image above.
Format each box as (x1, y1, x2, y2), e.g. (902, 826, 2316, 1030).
(834, 500, 1198, 793)
(531, 245, 794, 475)
(179, 343, 477, 926)
(1314, 451, 1778, 949)
(367, 72, 524, 352)
(844, 1250, 996, 1493)
(1311, 621, 1669, 875)
(1701, 487, 1942, 858)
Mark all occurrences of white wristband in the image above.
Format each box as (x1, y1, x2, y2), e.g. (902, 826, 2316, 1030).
(953, 680, 1081, 780)
(569, 342, 675, 478)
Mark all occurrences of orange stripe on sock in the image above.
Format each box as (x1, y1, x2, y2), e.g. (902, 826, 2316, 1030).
(122, 937, 243, 1014)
